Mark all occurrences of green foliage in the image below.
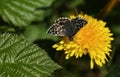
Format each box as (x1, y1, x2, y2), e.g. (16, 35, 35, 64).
(0, 0, 62, 76)
(0, 33, 61, 77)
(24, 24, 58, 41)
(0, 0, 53, 26)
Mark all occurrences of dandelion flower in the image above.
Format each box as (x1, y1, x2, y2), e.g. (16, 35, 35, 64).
(53, 14, 114, 69)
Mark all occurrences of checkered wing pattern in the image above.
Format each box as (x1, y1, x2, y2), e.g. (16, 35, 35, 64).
(47, 17, 87, 40)
(47, 17, 70, 36)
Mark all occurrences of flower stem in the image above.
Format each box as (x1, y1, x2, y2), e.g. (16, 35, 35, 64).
(97, 0, 119, 19)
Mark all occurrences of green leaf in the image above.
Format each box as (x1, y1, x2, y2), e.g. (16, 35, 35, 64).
(24, 24, 59, 42)
(0, 0, 54, 26)
(0, 25, 15, 33)
(0, 33, 61, 77)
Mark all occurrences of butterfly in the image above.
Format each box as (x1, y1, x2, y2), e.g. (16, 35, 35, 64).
(47, 17, 87, 40)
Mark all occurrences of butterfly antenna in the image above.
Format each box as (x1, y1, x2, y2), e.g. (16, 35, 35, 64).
(74, 8, 79, 16)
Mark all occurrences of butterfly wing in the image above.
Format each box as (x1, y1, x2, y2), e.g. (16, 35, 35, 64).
(71, 17, 87, 36)
(47, 17, 70, 36)
(47, 17, 87, 41)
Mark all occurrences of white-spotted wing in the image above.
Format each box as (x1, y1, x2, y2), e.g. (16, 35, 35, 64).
(47, 17, 70, 36)
(47, 17, 87, 40)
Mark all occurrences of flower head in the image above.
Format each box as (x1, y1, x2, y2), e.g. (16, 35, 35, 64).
(53, 14, 114, 69)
